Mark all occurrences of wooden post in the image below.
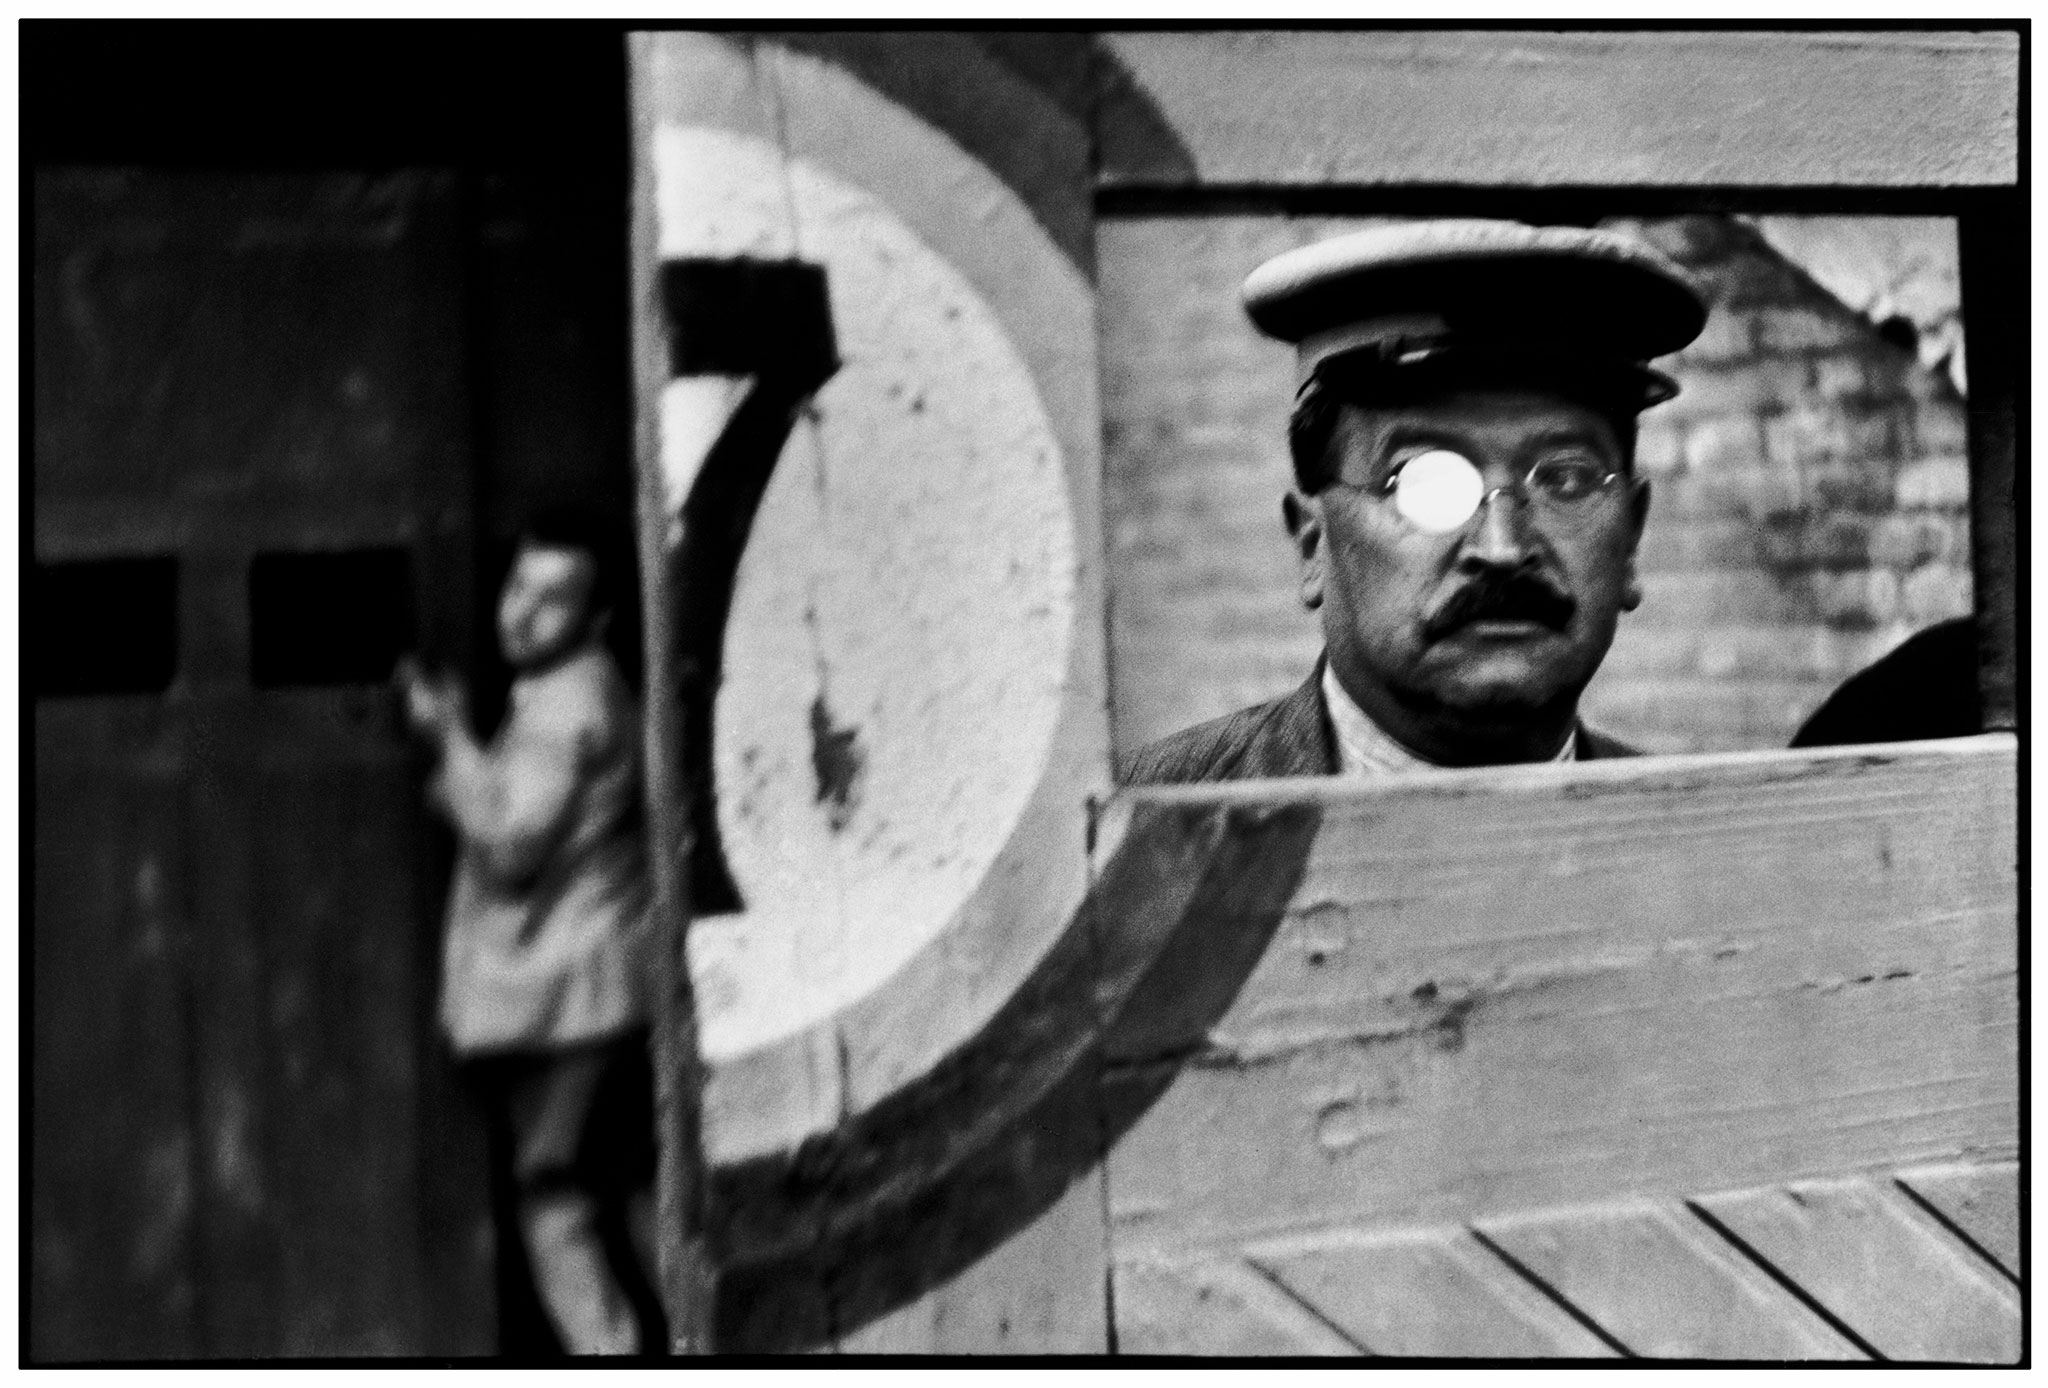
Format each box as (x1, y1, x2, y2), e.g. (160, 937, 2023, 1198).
(627, 32, 719, 1355)
(1957, 188, 2021, 734)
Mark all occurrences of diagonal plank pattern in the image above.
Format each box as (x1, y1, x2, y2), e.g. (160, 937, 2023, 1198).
(1112, 1161, 2017, 1360)
(1245, 1227, 1620, 1357)
(1896, 1162, 2023, 1281)
(1695, 1168, 2021, 1362)
(1472, 1200, 1861, 1359)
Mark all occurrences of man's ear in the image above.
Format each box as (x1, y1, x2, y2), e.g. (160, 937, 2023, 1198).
(1283, 490, 1325, 611)
(1620, 476, 1651, 612)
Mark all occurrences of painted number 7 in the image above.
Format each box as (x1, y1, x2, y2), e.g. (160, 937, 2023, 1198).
(656, 257, 839, 915)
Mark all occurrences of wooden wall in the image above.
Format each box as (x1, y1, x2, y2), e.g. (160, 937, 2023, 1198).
(1096, 738, 2018, 1359)
(622, 29, 2021, 1356)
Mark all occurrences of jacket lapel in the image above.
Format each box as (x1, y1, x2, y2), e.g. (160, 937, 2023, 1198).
(1236, 667, 1339, 778)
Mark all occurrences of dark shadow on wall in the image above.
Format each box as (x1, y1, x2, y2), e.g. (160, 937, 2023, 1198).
(767, 30, 1198, 280)
(708, 798, 1324, 1351)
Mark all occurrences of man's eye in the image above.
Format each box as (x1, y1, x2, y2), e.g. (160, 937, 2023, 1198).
(1529, 457, 1611, 501)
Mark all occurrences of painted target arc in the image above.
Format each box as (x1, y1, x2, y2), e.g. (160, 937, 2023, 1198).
(638, 35, 1105, 1162)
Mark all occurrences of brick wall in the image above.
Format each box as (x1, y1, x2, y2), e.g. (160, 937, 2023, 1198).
(1588, 215, 1973, 752)
(1099, 214, 1974, 766)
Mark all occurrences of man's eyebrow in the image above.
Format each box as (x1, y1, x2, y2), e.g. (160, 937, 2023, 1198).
(1377, 421, 1466, 452)
(1522, 426, 1611, 452)
(1372, 419, 1616, 459)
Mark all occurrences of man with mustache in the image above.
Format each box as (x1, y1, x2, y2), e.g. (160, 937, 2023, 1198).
(1123, 220, 1707, 783)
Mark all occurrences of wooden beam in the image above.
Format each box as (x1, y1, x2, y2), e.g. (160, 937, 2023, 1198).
(1100, 736, 2018, 1258)
(1097, 31, 2019, 189)
(626, 32, 718, 1355)
(1958, 193, 2021, 732)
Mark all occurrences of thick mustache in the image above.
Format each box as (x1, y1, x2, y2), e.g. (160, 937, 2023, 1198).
(1424, 572, 1577, 639)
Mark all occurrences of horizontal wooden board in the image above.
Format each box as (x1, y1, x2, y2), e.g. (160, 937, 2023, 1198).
(1098, 31, 2018, 188)
(1100, 737, 2017, 1257)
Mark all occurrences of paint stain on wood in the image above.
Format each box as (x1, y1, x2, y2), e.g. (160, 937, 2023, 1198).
(808, 692, 865, 832)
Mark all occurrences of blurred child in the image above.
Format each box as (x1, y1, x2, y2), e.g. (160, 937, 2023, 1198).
(401, 507, 658, 1355)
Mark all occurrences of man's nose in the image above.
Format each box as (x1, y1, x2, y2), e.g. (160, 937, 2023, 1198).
(1460, 487, 1538, 570)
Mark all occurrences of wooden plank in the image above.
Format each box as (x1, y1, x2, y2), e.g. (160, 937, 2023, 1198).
(180, 702, 284, 1357)
(250, 764, 427, 1355)
(1958, 197, 2020, 733)
(33, 494, 420, 560)
(632, 31, 1117, 1352)
(703, 793, 1320, 1352)
(1113, 1255, 1362, 1356)
(30, 735, 199, 1360)
(1475, 1199, 1864, 1359)
(1896, 1161, 2021, 1280)
(1097, 31, 2019, 188)
(1101, 737, 2017, 1258)
(1247, 1227, 1618, 1358)
(838, 1168, 1110, 1354)
(628, 31, 721, 1355)
(1696, 1177, 2021, 1363)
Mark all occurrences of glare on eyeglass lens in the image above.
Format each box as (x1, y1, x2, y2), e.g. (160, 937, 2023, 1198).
(1383, 448, 1616, 534)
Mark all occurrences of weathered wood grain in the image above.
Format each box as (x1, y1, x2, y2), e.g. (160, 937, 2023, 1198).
(1102, 737, 2017, 1258)
(1097, 31, 2019, 188)
(1247, 1226, 1618, 1357)
(1475, 1200, 1862, 1359)
(837, 1168, 1109, 1354)
(1113, 1255, 1362, 1356)
(707, 795, 1319, 1350)
(1896, 1160, 2020, 1281)
(629, 32, 722, 1353)
(1696, 1177, 2021, 1362)
(632, 31, 1123, 1351)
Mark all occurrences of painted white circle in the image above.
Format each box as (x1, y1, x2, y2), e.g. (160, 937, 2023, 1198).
(655, 126, 1076, 1061)
(1393, 448, 1486, 533)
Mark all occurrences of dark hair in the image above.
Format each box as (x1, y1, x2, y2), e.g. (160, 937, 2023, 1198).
(518, 503, 634, 616)
(1287, 354, 1642, 494)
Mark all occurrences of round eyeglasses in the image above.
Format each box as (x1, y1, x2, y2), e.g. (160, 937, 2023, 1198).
(1347, 447, 1622, 534)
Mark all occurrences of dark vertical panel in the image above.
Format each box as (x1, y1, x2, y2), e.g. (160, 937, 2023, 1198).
(29, 714, 198, 1361)
(33, 168, 497, 1359)
(404, 173, 500, 1360)
(253, 754, 425, 1355)
(32, 23, 635, 1357)
(1957, 190, 2021, 732)
(180, 696, 282, 1356)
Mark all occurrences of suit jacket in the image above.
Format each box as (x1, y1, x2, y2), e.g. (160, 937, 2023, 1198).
(1121, 664, 1639, 785)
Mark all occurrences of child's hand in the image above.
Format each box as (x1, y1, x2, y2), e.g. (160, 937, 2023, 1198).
(396, 656, 467, 740)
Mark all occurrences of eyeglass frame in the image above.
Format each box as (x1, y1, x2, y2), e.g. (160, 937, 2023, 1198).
(1322, 444, 1631, 534)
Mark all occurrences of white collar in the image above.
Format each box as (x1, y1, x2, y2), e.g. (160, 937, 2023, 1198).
(1319, 662, 1577, 775)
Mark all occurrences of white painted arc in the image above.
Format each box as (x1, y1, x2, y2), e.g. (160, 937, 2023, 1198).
(651, 123, 1078, 1061)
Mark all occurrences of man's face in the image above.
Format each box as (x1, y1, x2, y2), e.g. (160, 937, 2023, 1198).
(1287, 387, 1649, 759)
(497, 543, 600, 670)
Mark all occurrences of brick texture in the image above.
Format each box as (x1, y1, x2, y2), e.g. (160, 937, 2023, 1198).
(1100, 215, 1974, 765)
